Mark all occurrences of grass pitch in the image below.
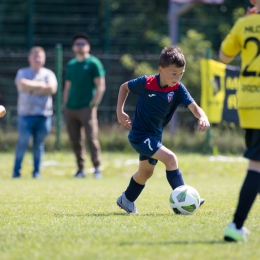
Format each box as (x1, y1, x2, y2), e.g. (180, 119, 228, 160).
(0, 152, 259, 260)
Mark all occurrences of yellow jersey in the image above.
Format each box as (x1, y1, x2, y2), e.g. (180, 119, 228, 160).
(221, 13, 260, 129)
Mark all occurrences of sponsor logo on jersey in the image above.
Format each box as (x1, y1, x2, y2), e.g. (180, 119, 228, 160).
(148, 94, 156, 97)
(167, 92, 174, 102)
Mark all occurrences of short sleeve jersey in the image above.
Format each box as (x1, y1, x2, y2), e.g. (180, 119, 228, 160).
(65, 55, 105, 109)
(15, 67, 57, 116)
(221, 13, 260, 129)
(128, 74, 194, 140)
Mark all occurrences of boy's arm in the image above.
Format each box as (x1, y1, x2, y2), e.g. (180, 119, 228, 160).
(219, 50, 235, 64)
(116, 82, 132, 129)
(188, 102, 210, 132)
(219, 6, 257, 64)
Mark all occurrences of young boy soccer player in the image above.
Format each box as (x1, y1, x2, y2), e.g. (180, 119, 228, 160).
(116, 46, 210, 214)
(219, 0, 260, 242)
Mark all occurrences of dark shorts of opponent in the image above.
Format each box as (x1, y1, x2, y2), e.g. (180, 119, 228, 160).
(244, 129, 260, 161)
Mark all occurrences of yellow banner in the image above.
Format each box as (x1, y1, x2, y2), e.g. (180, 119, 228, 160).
(200, 59, 226, 123)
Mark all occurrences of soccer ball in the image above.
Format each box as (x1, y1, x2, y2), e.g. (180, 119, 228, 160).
(169, 185, 200, 215)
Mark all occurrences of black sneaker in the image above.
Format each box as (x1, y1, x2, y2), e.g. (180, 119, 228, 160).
(74, 170, 86, 178)
(33, 173, 41, 179)
(200, 198, 205, 207)
(12, 172, 21, 178)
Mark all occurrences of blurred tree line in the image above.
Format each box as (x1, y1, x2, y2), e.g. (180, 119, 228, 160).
(118, 0, 246, 103)
(0, 0, 248, 106)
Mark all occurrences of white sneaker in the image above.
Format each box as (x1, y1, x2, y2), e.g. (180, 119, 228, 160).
(94, 168, 102, 179)
(224, 222, 250, 242)
(117, 192, 139, 214)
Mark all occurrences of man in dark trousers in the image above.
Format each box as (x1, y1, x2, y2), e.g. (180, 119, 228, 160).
(63, 32, 106, 179)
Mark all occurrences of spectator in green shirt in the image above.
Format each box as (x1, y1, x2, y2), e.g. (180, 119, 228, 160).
(63, 32, 106, 179)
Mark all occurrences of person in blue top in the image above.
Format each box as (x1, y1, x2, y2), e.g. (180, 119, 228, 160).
(116, 45, 210, 214)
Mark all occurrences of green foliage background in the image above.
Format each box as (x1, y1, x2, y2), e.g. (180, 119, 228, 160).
(119, 0, 247, 104)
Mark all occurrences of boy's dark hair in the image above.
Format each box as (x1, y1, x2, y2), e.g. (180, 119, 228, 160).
(72, 32, 90, 44)
(159, 46, 186, 68)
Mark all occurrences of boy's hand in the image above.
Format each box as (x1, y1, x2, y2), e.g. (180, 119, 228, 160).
(197, 117, 210, 132)
(117, 111, 132, 129)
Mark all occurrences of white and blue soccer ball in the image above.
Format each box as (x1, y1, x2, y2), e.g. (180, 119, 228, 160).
(169, 185, 200, 215)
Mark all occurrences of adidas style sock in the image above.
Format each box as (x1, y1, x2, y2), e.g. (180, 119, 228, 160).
(233, 170, 260, 229)
(125, 177, 145, 202)
(166, 169, 184, 190)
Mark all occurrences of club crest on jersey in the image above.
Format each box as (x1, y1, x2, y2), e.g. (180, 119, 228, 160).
(167, 92, 174, 102)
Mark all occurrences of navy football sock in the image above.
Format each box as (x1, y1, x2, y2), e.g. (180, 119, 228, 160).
(166, 169, 184, 190)
(233, 170, 260, 229)
(125, 177, 145, 202)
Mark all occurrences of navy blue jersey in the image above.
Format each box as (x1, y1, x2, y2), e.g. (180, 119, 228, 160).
(128, 74, 194, 140)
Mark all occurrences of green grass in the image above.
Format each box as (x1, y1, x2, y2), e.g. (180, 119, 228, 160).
(0, 152, 259, 260)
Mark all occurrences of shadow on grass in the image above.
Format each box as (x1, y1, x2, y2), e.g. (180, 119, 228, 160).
(54, 212, 131, 217)
(119, 240, 226, 245)
(54, 212, 176, 217)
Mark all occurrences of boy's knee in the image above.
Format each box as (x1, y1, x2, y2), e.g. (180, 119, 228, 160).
(165, 153, 178, 167)
(167, 152, 177, 161)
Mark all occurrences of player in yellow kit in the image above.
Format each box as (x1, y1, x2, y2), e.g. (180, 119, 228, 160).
(219, 0, 260, 242)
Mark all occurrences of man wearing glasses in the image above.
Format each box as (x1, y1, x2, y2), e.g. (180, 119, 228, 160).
(63, 32, 106, 179)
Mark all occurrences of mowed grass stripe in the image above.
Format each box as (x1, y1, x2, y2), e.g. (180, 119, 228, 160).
(0, 152, 259, 260)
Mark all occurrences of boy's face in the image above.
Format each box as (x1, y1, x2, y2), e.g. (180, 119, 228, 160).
(158, 64, 185, 87)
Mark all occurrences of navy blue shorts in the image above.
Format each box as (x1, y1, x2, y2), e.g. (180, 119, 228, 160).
(244, 129, 260, 161)
(128, 134, 162, 165)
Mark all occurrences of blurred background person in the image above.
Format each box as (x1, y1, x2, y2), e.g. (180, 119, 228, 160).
(63, 32, 106, 179)
(12, 46, 57, 179)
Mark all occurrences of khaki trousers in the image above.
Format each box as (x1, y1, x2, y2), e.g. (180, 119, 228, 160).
(64, 107, 101, 170)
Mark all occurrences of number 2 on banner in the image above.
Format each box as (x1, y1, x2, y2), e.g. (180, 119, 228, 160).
(144, 138, 153, 151)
